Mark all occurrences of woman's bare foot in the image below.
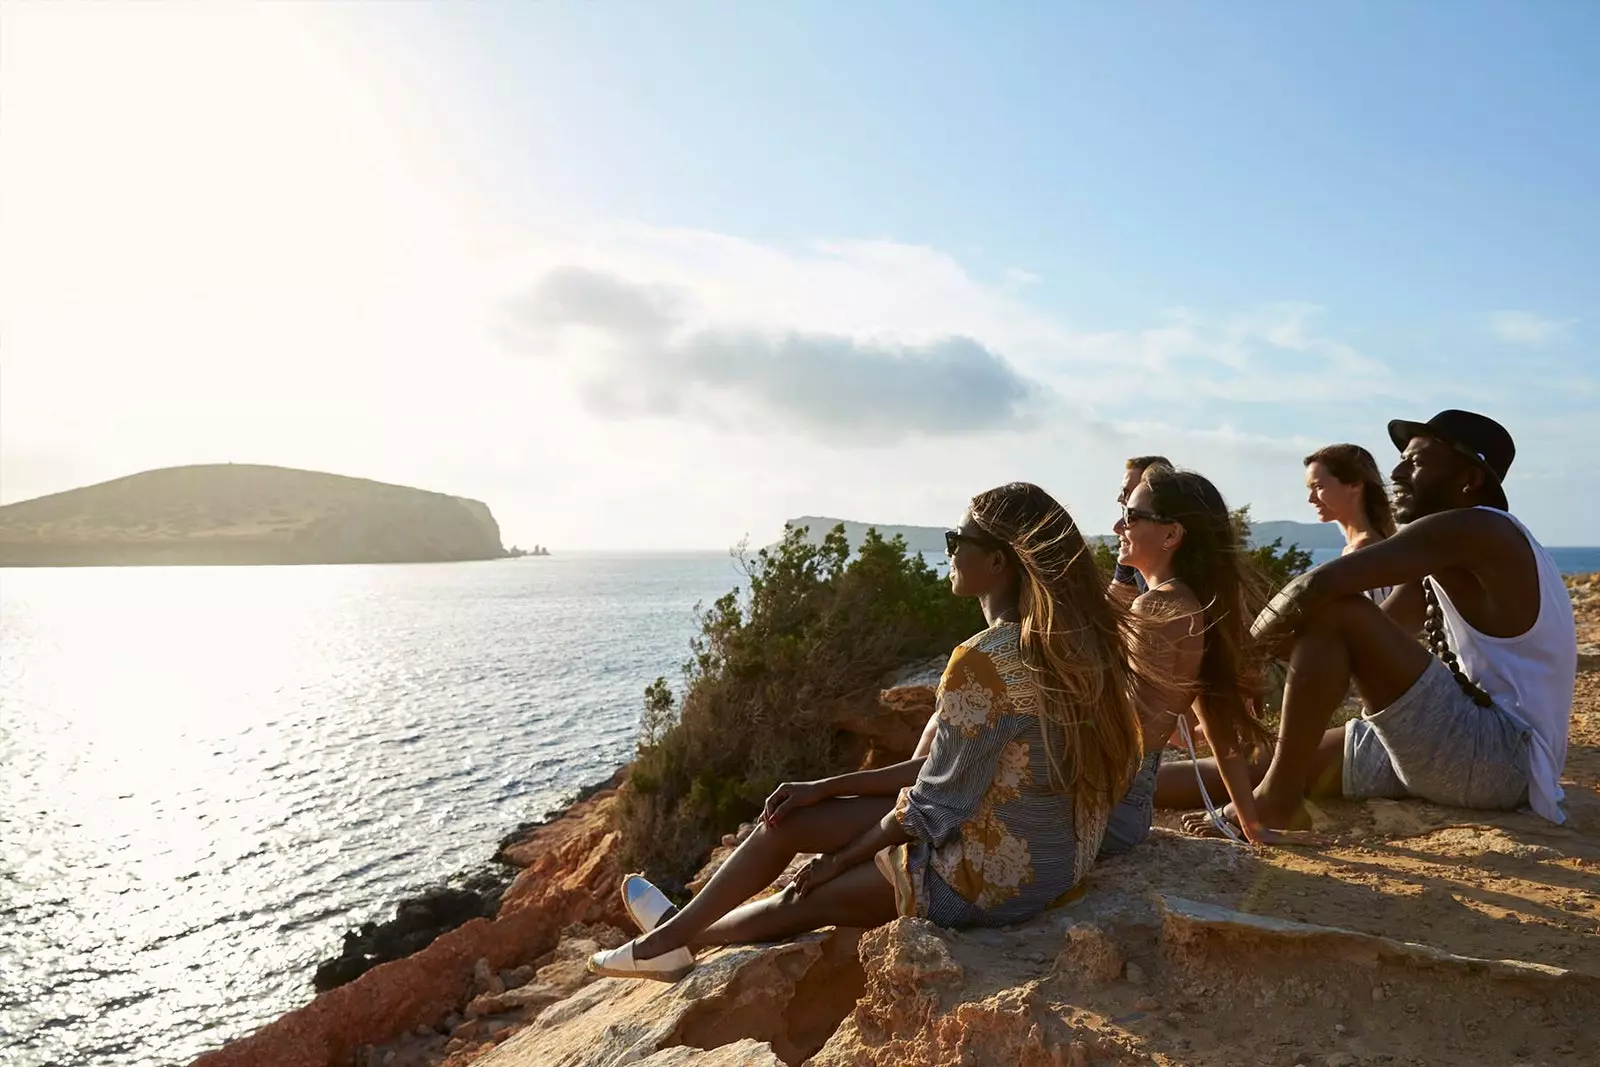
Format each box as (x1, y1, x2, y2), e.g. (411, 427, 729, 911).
(1180, 802, 1326, 846)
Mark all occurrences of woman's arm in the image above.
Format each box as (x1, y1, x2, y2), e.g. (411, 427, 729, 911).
(763, 757, 928, 825)
(1188, 699, 1310, 846)
(794, 806, 912, 896)
(797, 646, 1020, 894)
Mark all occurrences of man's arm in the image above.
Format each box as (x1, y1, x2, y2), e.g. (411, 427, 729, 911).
(1380, 580, 1426, 636)
(1256, 509, 1520, 643)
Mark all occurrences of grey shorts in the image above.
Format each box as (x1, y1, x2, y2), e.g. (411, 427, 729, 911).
(1343, 658, 1530, 810)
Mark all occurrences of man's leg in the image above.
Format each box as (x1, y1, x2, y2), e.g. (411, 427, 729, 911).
(1251, 594, 1434, 828)
(633, 795, 891, 960)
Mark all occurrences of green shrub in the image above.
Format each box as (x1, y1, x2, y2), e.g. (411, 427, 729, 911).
(1091, 538, 1120, 577)
(618, 524, 984, 882)
(1231, 505, 1313, 596)
(1230, 505, 1314, 721)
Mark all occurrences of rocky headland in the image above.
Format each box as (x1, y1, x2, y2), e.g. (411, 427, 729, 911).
(0, 464, 516, 566)
(190, 575, 1600, 1067)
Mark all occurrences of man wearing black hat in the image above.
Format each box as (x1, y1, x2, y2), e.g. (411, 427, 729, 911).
(1156, 410, 1577, 836)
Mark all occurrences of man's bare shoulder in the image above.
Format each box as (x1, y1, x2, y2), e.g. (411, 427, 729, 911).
(1396, 506, 1523, 545)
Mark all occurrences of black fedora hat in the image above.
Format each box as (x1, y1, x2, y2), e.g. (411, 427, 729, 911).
(1387, 409, 1514, 511)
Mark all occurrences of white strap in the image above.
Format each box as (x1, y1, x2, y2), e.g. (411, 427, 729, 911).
(1178, 716, 1245, 842)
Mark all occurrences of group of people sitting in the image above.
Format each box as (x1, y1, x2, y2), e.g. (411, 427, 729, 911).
(590, 408, 1579, 982)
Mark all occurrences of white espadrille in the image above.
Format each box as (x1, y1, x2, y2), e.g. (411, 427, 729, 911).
(620, 873, 677, 934)
(586, 939, 695, 982)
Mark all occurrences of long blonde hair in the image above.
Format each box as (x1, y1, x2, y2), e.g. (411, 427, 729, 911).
(968, 482, 1143, 809)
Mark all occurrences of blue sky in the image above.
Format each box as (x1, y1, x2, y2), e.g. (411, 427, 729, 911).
(3, 3, 1596, 546)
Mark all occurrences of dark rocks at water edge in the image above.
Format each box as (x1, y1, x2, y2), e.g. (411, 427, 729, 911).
(311, 767, 628, 993)
(313, 870, 511, 992)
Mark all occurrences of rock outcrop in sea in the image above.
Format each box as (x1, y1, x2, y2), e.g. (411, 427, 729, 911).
(190, 575, 1600, 1067)
(0, 464, 515, 566)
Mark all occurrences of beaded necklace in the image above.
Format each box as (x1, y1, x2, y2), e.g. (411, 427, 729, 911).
(1421, 579, 1494, 707)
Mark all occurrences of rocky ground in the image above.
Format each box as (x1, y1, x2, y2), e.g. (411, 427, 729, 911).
(191, 575, 1600, 1067)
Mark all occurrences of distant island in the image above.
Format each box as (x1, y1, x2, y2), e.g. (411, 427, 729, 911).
(782, 514, 1346, 554)
(0, 464, 524, 567)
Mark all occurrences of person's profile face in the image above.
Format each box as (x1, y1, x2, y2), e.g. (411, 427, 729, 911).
(1117, 466, 1143, 506)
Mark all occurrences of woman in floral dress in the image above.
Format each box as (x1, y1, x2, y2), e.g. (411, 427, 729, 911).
(591, 481, 1144, 981)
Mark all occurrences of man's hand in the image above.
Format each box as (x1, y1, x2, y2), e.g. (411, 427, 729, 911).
(1251, 574, 1313, 658)
(763, 780, 826, 826)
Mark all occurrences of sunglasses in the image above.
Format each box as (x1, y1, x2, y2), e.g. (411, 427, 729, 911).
(944, 529, 1006, 556)
(1120, 504, 1173, 526)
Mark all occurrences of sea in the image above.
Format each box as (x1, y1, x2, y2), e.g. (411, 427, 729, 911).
(3, 546, 1598, 1067)
(0, 554, 746, 1067)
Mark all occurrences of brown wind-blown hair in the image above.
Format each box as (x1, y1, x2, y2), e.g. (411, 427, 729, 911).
(1304, 443, 1397, 538)
(1141, 467, 1272, 757)
(967, 482, 1143, 811)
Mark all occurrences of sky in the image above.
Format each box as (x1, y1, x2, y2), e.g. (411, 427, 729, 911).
(2, 2, 1597, 549)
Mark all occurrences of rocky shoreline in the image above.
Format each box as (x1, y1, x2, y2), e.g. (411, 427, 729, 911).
(310, 770, 631, 994)
(191, 576, 1600, 1067)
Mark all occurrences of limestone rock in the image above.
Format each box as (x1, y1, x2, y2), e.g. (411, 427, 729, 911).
(1056, 922, 1123, 989)
(632, 1039, 784, 1066)
(472, 928, 862, 1067)
(811, 918, 1127, 1067)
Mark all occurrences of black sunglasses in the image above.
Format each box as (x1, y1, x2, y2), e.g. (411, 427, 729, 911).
(1120, 504, 1173, 526)
(944, 529, 1006, 556)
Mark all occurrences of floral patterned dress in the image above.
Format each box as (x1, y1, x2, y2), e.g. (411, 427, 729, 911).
(874, 621, 1111, 926)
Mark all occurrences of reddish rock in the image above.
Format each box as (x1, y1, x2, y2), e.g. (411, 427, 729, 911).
(189, 789, 628, 1067)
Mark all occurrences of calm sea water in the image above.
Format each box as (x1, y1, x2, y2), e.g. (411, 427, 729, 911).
(0, 555, 746, 1067)
(1307, 545, 1600, 573)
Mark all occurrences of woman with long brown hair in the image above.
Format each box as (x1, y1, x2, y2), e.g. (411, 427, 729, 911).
(1304, 443, 1397, 603)
(1125, 467, 1310, 844)
(589, 482, 1143, 981)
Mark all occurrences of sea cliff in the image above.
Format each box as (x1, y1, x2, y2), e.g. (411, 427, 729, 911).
(188, 576, 1600, 1067)
(0, 464, 513, 566)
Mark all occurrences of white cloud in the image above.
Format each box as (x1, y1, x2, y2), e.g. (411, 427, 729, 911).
(1488, 310, 1571, 346)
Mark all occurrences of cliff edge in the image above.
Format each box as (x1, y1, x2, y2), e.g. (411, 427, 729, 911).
(0, 464, 511, 566)
(188, 575, 1600, 1067)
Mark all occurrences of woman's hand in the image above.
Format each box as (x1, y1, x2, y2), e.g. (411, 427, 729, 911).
(763, 780, 826, 826)
(790, 852, 845, 897)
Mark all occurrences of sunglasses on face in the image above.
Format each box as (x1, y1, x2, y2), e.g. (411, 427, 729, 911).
(1120, 504, 1173, 526)
(945, 529, 1005, 556)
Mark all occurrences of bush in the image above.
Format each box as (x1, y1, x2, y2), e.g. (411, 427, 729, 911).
(1231, 505, 1313, 595)
(1091, 538, 1120, 577)
(619, 524, 985, 882)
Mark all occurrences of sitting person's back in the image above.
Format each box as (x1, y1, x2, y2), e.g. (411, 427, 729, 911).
(884, 620, 1104, 924)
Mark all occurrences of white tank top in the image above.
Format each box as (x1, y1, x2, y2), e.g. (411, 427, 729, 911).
(1428, 508, 1577, 824)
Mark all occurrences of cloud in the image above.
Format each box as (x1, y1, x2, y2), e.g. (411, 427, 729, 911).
(499, 266, 1041, 442)
(1488, 310, 1570, 346)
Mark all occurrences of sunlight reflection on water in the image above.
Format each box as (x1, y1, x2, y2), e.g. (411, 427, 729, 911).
(0, 555, 741, 1066)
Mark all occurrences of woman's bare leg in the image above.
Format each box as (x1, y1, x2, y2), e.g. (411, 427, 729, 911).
(690, 860, 897, 948)
(633, 795, 891, 960)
